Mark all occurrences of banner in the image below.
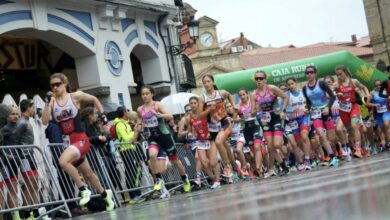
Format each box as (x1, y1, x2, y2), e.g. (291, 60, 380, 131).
(214, 51, 386, 93)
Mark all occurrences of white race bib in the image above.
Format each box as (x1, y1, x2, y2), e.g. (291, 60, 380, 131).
(310, 109, 322, 119)
(339, 101, 352, 112)
(208, 122, 221, 132)
(144, 116, 159, 127)
(195, 140, 211, 150)
(377, 105, 388, 113)
(261, 112, 271, 123)
(288, 121, 299, 130)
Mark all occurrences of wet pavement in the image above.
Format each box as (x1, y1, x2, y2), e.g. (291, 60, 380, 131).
(71, 153, 390, 220)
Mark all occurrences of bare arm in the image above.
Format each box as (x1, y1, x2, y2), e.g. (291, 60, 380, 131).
(366, 91, 379, 108)
(270, 85, 288, 112)
(73, 91, 104, 113)
(352, 79, 370, 97)
(220, 90, 235, 107)
(251, 92, 258, 116)
(157, 102, 173, 121)
(178, 116, 188, 138)
(197, 95, 211, 119)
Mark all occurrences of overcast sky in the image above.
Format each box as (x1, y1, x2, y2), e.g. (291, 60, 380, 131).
(185, 0, 369, 47)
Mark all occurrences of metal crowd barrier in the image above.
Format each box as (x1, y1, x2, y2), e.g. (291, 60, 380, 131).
(0, 141, 201, 217)
(0, 145, 71, 218)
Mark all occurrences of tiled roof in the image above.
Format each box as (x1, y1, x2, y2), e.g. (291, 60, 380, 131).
(240, 45, 373, 69)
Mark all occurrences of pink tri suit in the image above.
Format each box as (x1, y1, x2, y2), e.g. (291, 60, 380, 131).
(255, 85, 284, 137)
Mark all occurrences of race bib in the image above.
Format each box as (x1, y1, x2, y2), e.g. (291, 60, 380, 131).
(208, 122, 221, 132)
(310, 109, 322, 119)
(339, 101, 352, 112)
(144, 116, 158, 127)
(261, 112, 271, 123)
(195, 140, 211, 150)
(377, 105, 388, 113)
(288, 121, 299, 130)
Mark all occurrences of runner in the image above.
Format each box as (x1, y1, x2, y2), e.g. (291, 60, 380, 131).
(226, 102, 248, 180)
(187, 96, 221, 189)
(41, 73, 114, 211)
(368, 79, 390, 150)
(197, 74, 236, 183)
(237, 88, 265, 177)
(302, 66, 338, 166)
(334, 65, 370, 158)
(137, 85, 191, 194)
(378, 65, 390, 148)
(253, 70, 289, 176)
(285, 77, 312, 170)
(324, 76, 351, 161)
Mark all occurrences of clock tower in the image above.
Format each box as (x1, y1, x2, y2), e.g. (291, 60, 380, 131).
(194, 16, 220, 57)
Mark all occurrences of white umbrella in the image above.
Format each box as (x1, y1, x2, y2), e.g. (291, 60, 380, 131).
(160, 92, 198, 115)
(19, 93, 28, 105)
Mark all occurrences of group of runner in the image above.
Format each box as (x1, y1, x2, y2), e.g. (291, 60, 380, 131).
(1, 64, 390, 217)
(180, 64, 390, 188)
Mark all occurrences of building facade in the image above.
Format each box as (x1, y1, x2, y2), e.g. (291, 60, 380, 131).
(0, 0, 186, 110)
(364, 0, 390, 70)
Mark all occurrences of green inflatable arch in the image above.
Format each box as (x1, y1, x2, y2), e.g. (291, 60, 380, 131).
(214, 51, 387, 93)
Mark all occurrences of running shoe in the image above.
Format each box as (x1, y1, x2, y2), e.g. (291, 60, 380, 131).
(269, 170, 277, 177)
(129, 196, 145, 205)
(153, 178, 165, 191)
(79, 188, 91, 206)
(183, 176, 191, 193)
(304, 160, 312, 170)
(25, 211, 37, 220)
(232, 171, 239, 183)
(210, 180, 221, 189)
(254, 168, 263, 177)
(12, 211, 21, 220)
(297, 163, 305, 171)
(363, 149, 371, 157)
(105, 190, 115, 211)
(160, 185, 170, 199)
(311, 159, 319, 168)
(289, 165, 297, 172)
(263, 172, 270, 178)
(343, 147, 352, 161)
(329, 157, 338, 167)
(242, 169, 250, 181)
(194, 175, 202, 187)
(353, 148, 363, 158)
(279, 166, 289, 176)
(337, 148, 343, 159)
(321, 157, 330, 166)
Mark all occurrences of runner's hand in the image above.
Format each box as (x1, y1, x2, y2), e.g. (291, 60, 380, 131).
(323, 107, 330, 116)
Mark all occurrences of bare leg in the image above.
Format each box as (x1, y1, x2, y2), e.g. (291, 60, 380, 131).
(78, 160, 105, 194)
(58, 147, 85, 188)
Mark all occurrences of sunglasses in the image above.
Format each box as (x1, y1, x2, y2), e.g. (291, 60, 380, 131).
(185, 109, 192, 112)
(305, 71, 316, 75)
(255, 77, 265, 81)
(50, 82, 63, 89)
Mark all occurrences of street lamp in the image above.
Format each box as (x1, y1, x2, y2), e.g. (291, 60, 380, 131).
(167, 16, 199, 56)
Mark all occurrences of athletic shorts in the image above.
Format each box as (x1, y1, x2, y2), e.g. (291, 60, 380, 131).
(209, 118, 231, 141)
(310, 108, 335, 131)
(193, 140, 211, 150)
(229, 135, 245, 148)
(0, 156, 38, 184)
(148, 133, 178, 161)
(285, 116, 311, 140)
(243, 119, 263, 147)
(374, 112, 390, 127)
(146, 146, 167, 160)
(257, 111, 283, 137)
(339, 103, 361, 128)
(68, 132, 91, 167)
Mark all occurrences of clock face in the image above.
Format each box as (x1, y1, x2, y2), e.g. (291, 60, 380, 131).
(200, 32, 214, 48)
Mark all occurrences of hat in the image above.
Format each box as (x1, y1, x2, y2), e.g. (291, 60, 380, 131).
(0, 104, 12, 128)
(20, 99, 34, 113)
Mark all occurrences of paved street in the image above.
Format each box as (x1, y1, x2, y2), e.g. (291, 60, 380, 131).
(72, 153, 390, 220)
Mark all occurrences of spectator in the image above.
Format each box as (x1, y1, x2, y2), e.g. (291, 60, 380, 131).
(113, 106, 143, 204)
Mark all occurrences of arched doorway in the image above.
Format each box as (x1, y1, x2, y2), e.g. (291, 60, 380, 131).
(130, 44, 164, 108)
(0, 28, 94, 102)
